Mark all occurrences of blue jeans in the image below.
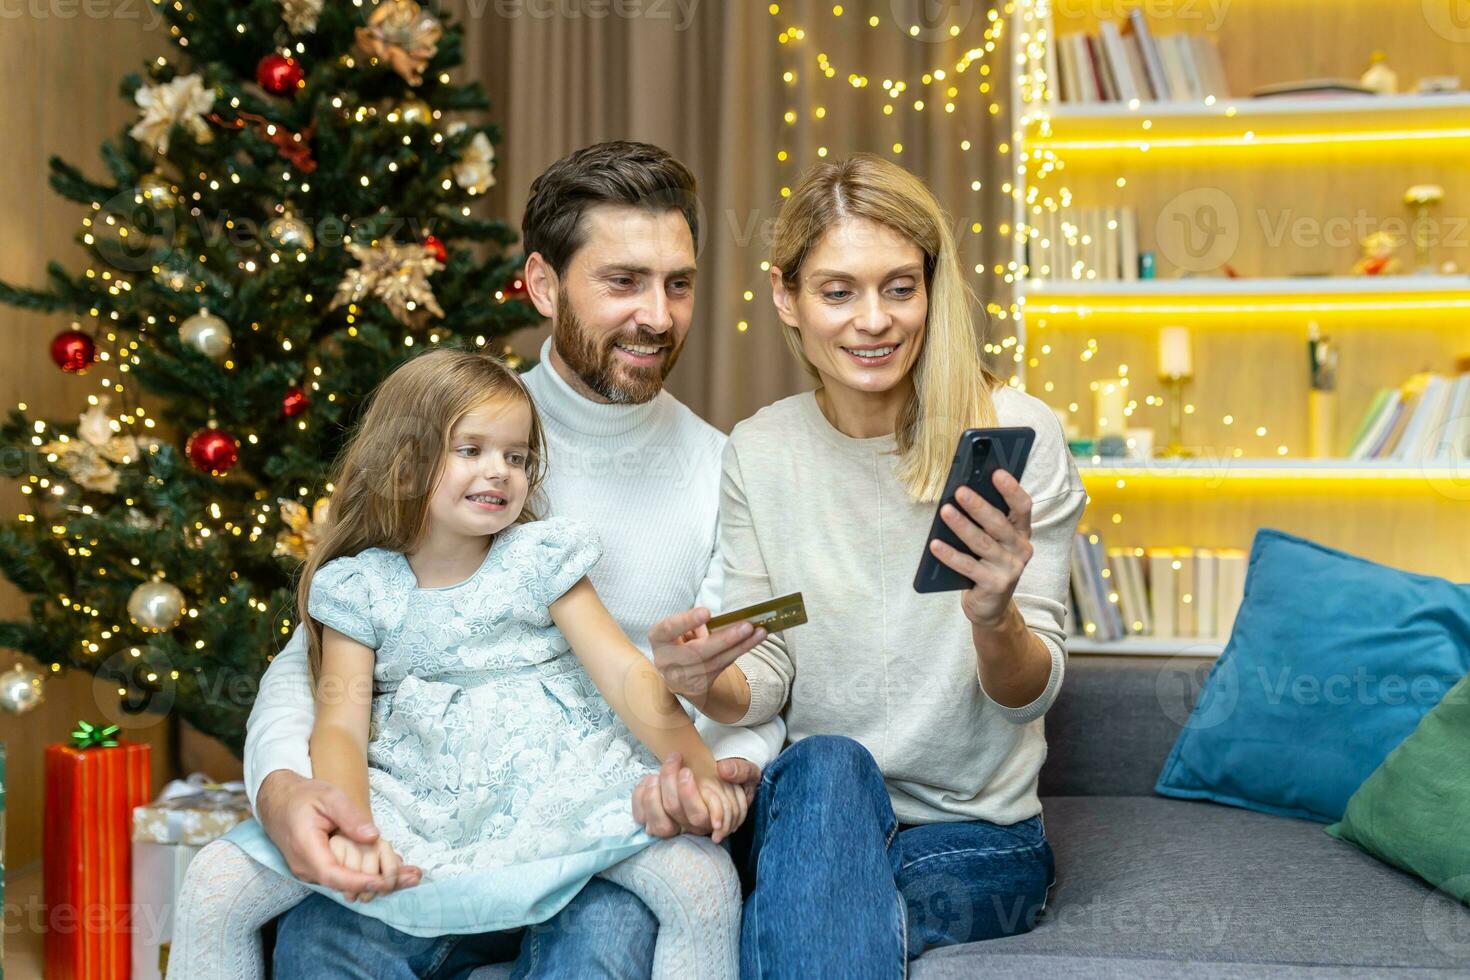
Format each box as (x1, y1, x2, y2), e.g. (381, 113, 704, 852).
(273, 877, 656, 979)
(731, 735, 1054, 978)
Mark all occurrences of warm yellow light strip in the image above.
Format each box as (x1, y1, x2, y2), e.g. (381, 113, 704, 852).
(1032, 127, 1470, 153)
(1027, 296, 1470, 321)
(1077, 463, 1470, 492)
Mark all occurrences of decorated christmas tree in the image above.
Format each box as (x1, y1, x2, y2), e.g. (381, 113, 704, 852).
(0, 0, 541, 752)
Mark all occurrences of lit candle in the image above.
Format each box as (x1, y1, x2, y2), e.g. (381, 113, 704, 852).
(1095, 382, 1127, 437)
(1158, 326, 1193, 379)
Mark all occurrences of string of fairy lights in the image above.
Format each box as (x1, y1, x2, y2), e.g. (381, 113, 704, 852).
(756, 0, 1292, 467)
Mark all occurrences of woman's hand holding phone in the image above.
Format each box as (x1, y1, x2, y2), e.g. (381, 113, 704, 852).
(928, 469, 1036, 630)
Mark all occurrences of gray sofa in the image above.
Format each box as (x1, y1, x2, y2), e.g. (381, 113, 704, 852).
(471, 655, 1470, 977)
(916, 654, 1470, 978)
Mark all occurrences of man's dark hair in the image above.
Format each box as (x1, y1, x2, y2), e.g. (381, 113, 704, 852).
(521, 141, 699, 274)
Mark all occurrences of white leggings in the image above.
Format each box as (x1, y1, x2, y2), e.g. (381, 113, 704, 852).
(166, 836, 740, 979)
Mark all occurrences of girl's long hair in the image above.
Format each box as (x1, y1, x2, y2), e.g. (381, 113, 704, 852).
(770, 153, 1004, 502)
(295, 348, 547, 679)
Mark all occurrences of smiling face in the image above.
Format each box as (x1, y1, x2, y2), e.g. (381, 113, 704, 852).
(547, 204, 696, 404)
(425, 396, 534, 542)
(772, 216, 928, 399)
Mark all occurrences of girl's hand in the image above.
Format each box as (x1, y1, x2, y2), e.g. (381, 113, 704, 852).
(328, 832, 404, 903)
(927, 471, 1035, 630)
(697, 776, 748, 844)
(648, 609, 767, 703)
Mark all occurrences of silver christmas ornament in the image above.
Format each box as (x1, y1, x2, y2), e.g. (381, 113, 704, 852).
(0, 662, 45, 714)
(179, 308, 232, 360)
(128, 579, 186, 632)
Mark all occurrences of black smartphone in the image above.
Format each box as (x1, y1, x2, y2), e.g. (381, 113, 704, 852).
(912, 426, 1036, 593)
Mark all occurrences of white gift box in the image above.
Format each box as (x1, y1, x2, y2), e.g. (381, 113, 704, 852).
(130, 774, 250, 980)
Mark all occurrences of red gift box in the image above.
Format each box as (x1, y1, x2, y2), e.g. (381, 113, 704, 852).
(44, 736, 151, 980)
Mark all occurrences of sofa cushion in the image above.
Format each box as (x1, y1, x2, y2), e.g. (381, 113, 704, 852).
(914, 797, 1470, 976)
(1040, 654, 1216, 797)
(1155, 529, 1470, 823)
(1328, 671, 1470, 903)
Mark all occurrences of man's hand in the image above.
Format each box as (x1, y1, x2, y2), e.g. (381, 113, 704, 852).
(631, 752, 761, 838)
(648, 608, 767, 703)
(255, 770, 421, 895)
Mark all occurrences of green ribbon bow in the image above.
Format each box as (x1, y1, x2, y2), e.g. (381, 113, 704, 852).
(70, 720, 120, 749)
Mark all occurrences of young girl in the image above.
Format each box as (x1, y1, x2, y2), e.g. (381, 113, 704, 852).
(226, 348, 743, 977)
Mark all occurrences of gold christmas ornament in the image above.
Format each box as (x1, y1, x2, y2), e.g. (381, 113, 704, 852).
(279, 0, 323, 33)
(355, 0, 443, 87)
(330, 239, 445, 325)
(128, 579, 186, 632)
(265, 212, 315, 252)
(0, 662, 45, 715)
(394, 97, 434, 126)
(179, 307, 233, 360)
(40, 396, 141, 494)
(273, 496, 331, 560)
(138, 171, 178, 208)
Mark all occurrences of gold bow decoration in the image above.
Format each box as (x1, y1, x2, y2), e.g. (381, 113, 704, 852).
(355, 0, 443, 87)
(273, 496, 331, 561)
(41, 398, 142, 494)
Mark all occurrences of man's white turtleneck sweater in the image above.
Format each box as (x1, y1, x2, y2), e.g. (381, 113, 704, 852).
(242, 338, 784, 805)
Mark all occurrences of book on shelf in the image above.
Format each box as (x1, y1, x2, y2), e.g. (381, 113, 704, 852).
(1124, 10, 1168, 101)
(1175, 549, 1197, 637)
(1146, 548, 1177, 638)
(1072, 535, 1246, 645)
(1042, 12, 1062, 104)
(1029, 206, 1139, 281)
(1346, 371, 1469, 461)
(1194, 548, 1218, 639)
(1050, 12, 1228, 105)
(1097, 21, 1140, 103)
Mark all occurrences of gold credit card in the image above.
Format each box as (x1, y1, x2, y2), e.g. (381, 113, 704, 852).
(707, 592, 808, 635)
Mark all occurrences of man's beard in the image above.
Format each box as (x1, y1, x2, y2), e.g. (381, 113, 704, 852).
(552, 289, 683, 404)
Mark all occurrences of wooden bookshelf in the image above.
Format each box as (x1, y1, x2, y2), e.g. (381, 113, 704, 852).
(1008, 0, 1470, 592)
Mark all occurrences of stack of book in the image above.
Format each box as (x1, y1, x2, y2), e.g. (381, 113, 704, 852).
(1347, 371, 1470, 462)
(1049, 11, 1230, 104)
(1069, 531, 1248, 643)
(1029, 206, 1140, 281)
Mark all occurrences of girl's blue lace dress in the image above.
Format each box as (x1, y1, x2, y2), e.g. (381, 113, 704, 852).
(226, 517, 658, 935)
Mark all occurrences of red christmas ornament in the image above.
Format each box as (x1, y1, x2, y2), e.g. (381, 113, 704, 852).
(422, 234, 447, 264)
(502, 271, 529, 303)
(256, 54, 305, 96)
(282, 386, 309, 418)
(186, 428, 240, 476)
(50, 330, 97, 373)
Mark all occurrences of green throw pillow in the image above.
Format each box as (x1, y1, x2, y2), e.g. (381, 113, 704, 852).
(1327, 671, 1470, 903)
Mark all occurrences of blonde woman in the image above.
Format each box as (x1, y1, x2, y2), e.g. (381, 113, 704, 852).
(641, 155, 1086, 974)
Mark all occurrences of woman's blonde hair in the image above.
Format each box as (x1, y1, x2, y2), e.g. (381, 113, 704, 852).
(770, 153, 1003, 501)
(295, 348, 547, 678)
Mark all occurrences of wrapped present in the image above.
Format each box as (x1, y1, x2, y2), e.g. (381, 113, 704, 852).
(44, 722, 152, 980)
(130, 774, 251, 980)
(132, 774, 251, 846)
(130, 775, 251, 980)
